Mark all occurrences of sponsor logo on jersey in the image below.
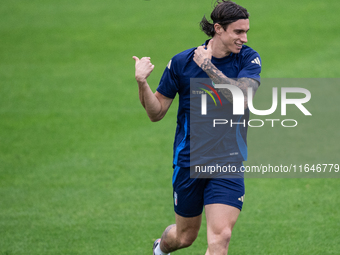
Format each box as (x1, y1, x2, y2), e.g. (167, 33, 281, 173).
(251, 57, 261, 66)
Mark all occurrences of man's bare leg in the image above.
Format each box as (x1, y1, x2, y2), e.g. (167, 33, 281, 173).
(204, 204, 240, 255)
(158, 213, 202, 254)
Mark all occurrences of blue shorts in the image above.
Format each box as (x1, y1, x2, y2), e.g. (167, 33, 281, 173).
(172, 163, 245, 217)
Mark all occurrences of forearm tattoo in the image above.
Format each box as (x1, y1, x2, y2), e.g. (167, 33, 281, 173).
(200, 58, 259, 106)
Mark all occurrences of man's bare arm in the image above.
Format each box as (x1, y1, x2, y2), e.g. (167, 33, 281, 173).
(133, 56, 173, 122)
(193, 40, 259, 108)
(200, 58, 259, 106)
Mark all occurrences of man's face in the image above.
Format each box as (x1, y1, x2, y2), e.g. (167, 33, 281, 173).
(218, 19, 249, 54)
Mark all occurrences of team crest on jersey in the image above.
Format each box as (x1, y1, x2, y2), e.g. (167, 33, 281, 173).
(167, 59, 172, 69)
(174, 191, 178, 206)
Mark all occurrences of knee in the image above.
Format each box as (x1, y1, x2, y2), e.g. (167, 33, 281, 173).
(208, 228, 232, 249)
(178, 230, 199, 248)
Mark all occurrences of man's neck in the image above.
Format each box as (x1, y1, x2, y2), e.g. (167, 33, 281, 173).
(210, 38, 231, 59)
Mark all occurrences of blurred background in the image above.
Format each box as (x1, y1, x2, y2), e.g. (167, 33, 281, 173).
(0, 0, 339, 254)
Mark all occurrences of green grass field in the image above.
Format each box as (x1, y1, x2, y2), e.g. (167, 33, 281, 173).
(1, 0, 339, 254)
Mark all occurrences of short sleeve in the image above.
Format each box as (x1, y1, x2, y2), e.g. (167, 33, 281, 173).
(237, 51, 261, 84)
(156, 58, 179, 99)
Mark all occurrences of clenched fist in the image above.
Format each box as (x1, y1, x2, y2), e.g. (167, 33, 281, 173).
(193, 39, 214, 69)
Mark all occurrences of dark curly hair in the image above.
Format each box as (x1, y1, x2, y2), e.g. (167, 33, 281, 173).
(200, 0, 249, 37)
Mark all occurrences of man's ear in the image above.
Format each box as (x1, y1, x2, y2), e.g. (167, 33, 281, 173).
(214, 23, 223, 35)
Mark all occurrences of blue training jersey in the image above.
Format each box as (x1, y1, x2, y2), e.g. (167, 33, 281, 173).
(156, 40, 261, 168)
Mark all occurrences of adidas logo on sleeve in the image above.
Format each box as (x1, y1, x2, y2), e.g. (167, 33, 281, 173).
(251, 57, 261, 66)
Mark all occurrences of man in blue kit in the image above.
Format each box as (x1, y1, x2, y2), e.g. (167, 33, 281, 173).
(133, 1, 261, 254)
